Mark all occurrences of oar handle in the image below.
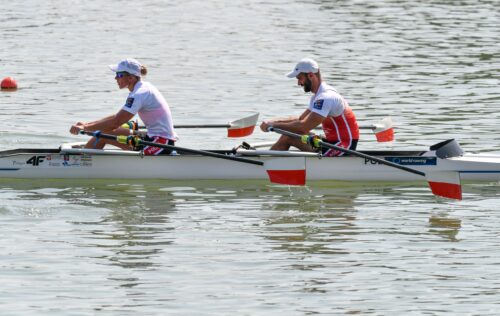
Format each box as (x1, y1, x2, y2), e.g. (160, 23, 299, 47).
(79, 130, 264, 166)
(268, 127, 424, 177)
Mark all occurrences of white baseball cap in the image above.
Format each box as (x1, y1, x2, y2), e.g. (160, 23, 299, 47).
(109, 58, 142, 77)
(286, 58, 319, 78)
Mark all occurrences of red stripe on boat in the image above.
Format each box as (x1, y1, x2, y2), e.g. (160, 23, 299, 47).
(266, 170, 306, 186)
(428, 181, 462, 200)
(228, 125, 255, 138)
(375, 128, 394, 142)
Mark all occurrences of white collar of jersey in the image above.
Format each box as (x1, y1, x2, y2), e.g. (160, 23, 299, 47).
(130, 80, 144, 94)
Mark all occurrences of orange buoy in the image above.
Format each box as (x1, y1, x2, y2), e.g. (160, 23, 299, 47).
(1, 77, 18, 90)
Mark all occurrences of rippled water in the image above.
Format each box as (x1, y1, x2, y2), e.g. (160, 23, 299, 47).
(1, 0, 500, 315)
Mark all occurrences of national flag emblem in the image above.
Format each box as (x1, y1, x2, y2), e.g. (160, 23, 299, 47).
(313, 99, 324, 110)
(125, 97, 134, 108)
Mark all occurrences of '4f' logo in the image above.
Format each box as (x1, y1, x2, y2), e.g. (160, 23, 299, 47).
(26, 155, 46, 166)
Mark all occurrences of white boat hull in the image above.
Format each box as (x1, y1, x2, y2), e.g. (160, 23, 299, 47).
(1, 145, 500, 183)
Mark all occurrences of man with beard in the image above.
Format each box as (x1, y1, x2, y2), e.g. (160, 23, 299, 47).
(260, 58, 359, 156)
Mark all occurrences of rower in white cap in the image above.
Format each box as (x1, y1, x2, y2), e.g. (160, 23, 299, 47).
(70, 58, 178, 155)
(260, 58, 359, 156)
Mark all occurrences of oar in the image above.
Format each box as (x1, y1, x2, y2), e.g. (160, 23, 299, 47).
(361, 116, 394, 142)
(78, 130, 306, 185)
(122, 113, 259, 138)
(123, 113, 393, 141)
(268, 127, 462, 200)
(313, 116, 394, 142)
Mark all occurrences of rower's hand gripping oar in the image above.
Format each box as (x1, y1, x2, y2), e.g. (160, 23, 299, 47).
(268, 127, 462, 200)
(121, 113, 259, 138)
(79, 130, 306, 186)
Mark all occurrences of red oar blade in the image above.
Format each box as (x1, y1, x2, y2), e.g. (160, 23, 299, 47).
(227, 125, 256, 138)
(227, 113, 259, 138)
(372, 117, 394, 142)
(264, 157, 306, 185)
(426, 171, 462, 200)
(374, 127, 394, 142)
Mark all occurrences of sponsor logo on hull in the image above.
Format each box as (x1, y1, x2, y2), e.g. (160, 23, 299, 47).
(364, 157, 437, 166)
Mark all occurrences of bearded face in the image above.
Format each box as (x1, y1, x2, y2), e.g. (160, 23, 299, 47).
(302, 76, 312, 92)
(297, 73, 313, 93)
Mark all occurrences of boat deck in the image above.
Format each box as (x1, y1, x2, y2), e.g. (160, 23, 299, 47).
(0, 147, 429, 158)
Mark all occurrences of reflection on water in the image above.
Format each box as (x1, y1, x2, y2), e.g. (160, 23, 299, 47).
(1, 179, 500, 314)
(261, 187, 359, 255)
(3, 179, 498, 266)
(1, 181, 179, 272)
(429, 215, 461, 242)
(81, 185, 178, 271)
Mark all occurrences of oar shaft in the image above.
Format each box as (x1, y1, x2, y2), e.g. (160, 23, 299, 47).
(138, 139, 263, 165)
(176, 123, 376, 130)
(79, 130, 264, 166)
(314, 125, 375, 130)
(182, 124, 374, 129)
(133, 124, 375, 130)
(174, 124, 231, 128)
(80, 131, 116, 141)
(141, 124, 377, 131)
(134, 124, 230, 129)
(359, 125, 376, 130)
(270, 127, 424, 177)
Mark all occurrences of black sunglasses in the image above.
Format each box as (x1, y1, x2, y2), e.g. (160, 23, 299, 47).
(115, 72, 129, 78)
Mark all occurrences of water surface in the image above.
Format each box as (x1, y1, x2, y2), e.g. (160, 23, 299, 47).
(1, 0, 500, 314)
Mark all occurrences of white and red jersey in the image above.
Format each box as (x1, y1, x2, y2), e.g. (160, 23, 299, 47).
(121, 81, 178, 141)
(308, 82, 359, 151)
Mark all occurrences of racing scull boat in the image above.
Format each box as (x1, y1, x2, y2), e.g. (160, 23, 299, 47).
(1, 138, 499, 200)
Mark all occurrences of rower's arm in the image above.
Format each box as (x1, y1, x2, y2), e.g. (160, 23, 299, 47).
(271, 110, 323, 134)
(269, 109, 311, 123)
(298, 109, 311, 120)
(260, 109, 311, 132)
(80, 110, 134, 132)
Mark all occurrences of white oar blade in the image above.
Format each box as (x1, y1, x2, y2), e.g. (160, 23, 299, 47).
(228, 113, 259, 138)
(264, 157, 306, 186)
(372, 117, 394, 142)
(426, 171, 462, 200)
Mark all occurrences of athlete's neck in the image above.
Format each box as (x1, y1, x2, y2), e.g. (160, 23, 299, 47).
(311, 79, 322, 94)
(128, 79, 141, 92)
